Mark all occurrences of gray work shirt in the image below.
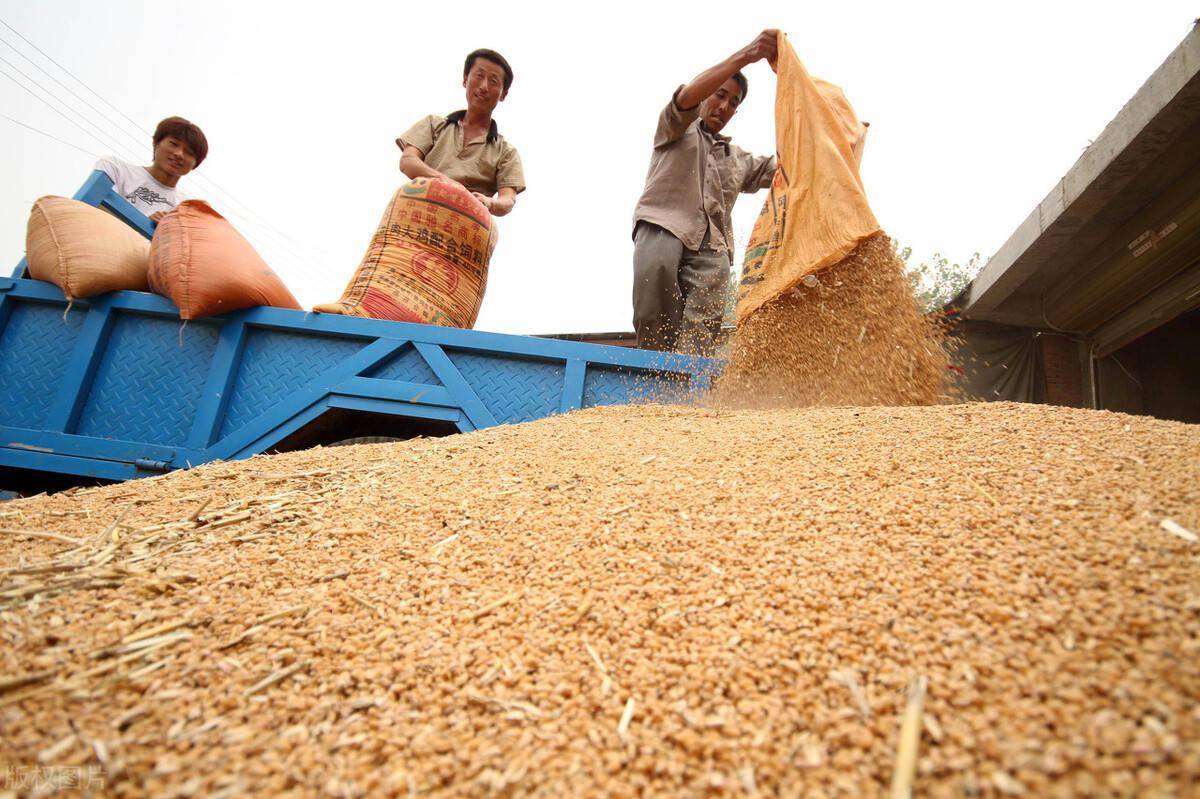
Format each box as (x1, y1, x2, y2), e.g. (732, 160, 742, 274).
(632, 87, 776, 254)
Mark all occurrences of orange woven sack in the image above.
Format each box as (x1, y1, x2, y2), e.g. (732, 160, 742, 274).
(26, 196, 150, 300)
(148, 200, 300, 320)
(314, 178, 498, 327)
(736, 32, 878, 323)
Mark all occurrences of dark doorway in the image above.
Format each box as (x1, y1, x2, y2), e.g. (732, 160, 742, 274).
(1098, 308, 1200, 423)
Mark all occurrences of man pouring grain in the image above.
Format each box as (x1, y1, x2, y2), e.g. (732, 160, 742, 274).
(631, 30, 779, 355)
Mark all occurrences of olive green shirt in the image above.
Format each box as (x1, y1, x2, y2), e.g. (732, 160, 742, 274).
(633, 87, 776, 253)
(397, 114, 526, 196)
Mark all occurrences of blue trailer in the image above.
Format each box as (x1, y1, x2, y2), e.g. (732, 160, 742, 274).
(0, 172, 713, 485)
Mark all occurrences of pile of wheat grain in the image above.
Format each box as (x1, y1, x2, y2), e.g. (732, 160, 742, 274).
(1, 402, 1197, 797)
(716, 234, 949, 409)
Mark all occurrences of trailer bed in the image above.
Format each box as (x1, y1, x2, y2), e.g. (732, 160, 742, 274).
(0, 174, 713, 483)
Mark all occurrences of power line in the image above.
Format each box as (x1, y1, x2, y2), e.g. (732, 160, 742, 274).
(0, 53, 144, 163)
(183, 172, 338, 269)
(0, 19, 329, 257)
(0, 101, 307, 268)
(0, 60, 327, 283)
(0, 17, 151, 137)
(0, 96, 322, 284)
(0, 110, 96, 157)
(0, 62, 125, 157)
(0, 17, 336, 281)
(0, 35, 147, 155)
(0, 58, 326, 279)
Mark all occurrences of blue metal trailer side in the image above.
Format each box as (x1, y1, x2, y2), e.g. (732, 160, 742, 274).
(0, 173, 713, 483)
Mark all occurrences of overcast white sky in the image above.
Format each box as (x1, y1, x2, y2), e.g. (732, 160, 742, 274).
(0, 2, 1193, 334)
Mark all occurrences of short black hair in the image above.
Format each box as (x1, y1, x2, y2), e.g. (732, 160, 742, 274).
(731, 71, 748, 103)
(464, 48, 514, 93)
(153, 116, 208, 166)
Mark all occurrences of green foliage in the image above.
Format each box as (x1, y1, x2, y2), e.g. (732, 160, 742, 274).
(896, 244, 983, 313)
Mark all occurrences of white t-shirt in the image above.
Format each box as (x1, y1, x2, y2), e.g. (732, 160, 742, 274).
(94, 156, 186, 216)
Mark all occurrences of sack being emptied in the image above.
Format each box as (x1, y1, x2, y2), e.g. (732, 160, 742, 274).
(719, 32, 948, 409)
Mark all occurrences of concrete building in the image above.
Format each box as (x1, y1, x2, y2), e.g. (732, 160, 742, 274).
(954, 24, 1200, 423)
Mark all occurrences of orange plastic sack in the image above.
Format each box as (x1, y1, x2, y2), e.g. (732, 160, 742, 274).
(314, 178, 497, 327)
(148, 200, 300, 320)
(736, 32, 879, 323)
(26, 196, 150, 300)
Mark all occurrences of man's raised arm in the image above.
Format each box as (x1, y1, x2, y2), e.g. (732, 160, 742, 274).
(676, 29, 778, 110)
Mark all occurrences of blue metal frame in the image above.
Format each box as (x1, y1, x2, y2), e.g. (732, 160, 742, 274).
(0, 173, 718, 483)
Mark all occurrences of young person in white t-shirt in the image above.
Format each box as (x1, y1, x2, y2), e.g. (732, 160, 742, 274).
(94, 116, 208, 222)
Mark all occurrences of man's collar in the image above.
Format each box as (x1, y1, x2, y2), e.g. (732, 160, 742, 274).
(445, 110, 499, 143)
(698, 120, 732, 144)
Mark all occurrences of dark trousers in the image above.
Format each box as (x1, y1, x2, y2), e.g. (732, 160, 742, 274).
(631, 222, 730, 355)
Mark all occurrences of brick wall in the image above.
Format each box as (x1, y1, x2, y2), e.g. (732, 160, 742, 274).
(1041, 334, 1084, 407)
